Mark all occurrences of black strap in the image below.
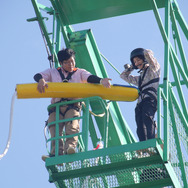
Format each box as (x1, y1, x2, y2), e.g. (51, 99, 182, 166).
(138, 67, 148, 88)
(141, 89, 158, 101)
(142, 87, 157, 93)
(139, 86, 158, 102)
(139, 77, 160, 91)
(138, 67, 159, 101)
(48, 101, 81, 116)
(57, 68, 77, 82)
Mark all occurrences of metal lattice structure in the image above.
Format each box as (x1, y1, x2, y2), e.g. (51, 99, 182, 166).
(28, 0, 188, 187)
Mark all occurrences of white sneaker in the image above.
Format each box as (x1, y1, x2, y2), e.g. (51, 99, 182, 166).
(67, 147, 75, 154)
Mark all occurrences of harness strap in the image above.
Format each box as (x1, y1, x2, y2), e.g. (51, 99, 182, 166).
(140, 87, 158, 101)
(139, 77, 160, 91)
(61, 104, 81, 116)
(138, 67, 159, 101)
(143, 91, 157, 101)
(138, 67, 148, 88)
(141, 87, 157, 93)
(48, 102, 82, 116)
(57, 67, 78, 82)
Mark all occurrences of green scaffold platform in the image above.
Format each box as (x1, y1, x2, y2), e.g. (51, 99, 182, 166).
(28, 0, 188, 187)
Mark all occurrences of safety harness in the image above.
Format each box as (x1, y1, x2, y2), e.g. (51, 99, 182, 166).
(48, 67, 80, 116)
(138, 67, 159, 102)
(57, 67, 78, 82)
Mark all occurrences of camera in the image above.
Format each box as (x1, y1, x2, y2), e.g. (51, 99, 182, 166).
(124, 64, 134, 72)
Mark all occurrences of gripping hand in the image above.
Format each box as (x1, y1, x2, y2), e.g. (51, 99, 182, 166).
(124, 64, 134, 72)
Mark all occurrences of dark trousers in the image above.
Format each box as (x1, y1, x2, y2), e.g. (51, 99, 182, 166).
(135, 98, 157, 141)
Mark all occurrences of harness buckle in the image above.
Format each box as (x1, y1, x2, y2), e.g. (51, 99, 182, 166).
(62, 79, 69, 82)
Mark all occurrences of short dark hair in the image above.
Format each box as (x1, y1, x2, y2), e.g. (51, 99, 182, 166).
(57, 48, 76, 63)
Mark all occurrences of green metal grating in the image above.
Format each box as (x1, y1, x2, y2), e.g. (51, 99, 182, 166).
(46, 143, 173, 187)
(168, 92, 188, 187)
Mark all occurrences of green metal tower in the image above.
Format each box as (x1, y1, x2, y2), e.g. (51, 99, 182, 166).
(28, 0, 188, 187)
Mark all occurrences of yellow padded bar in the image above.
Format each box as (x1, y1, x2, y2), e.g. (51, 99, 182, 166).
(16, 83, 138, 101)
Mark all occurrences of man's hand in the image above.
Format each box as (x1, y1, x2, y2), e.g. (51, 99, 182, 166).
(37, 78, 48, 93)
(100, 78, 112, 88)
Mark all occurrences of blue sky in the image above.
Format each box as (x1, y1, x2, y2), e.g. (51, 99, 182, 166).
(0, 1, 187, 187)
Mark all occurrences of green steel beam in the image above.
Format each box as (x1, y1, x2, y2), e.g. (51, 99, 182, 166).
(164, 161, 182, 188)
(172, 1, 188, 40)
(53, 0, 165, 25)
(151, 0, 170, 161)
(170, 47, 188, 88)
(88, 114, 99, 148)
(163, 0, 170, 162)
(169, 51, 188, 120)
(151, 0, 168, 43)
(54, 103, 60, 157)
(151, 0, 188, 87)
(54, 13, 61, 56)
(170, 3, 188, 74)
(33, 2, 53, 13)
(31, 0, 59, 65)
(82, 99, 90, 151)
(159, 80, 186, 88)
(157, 88, 162, 139)
(49, 0, 73, 48)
